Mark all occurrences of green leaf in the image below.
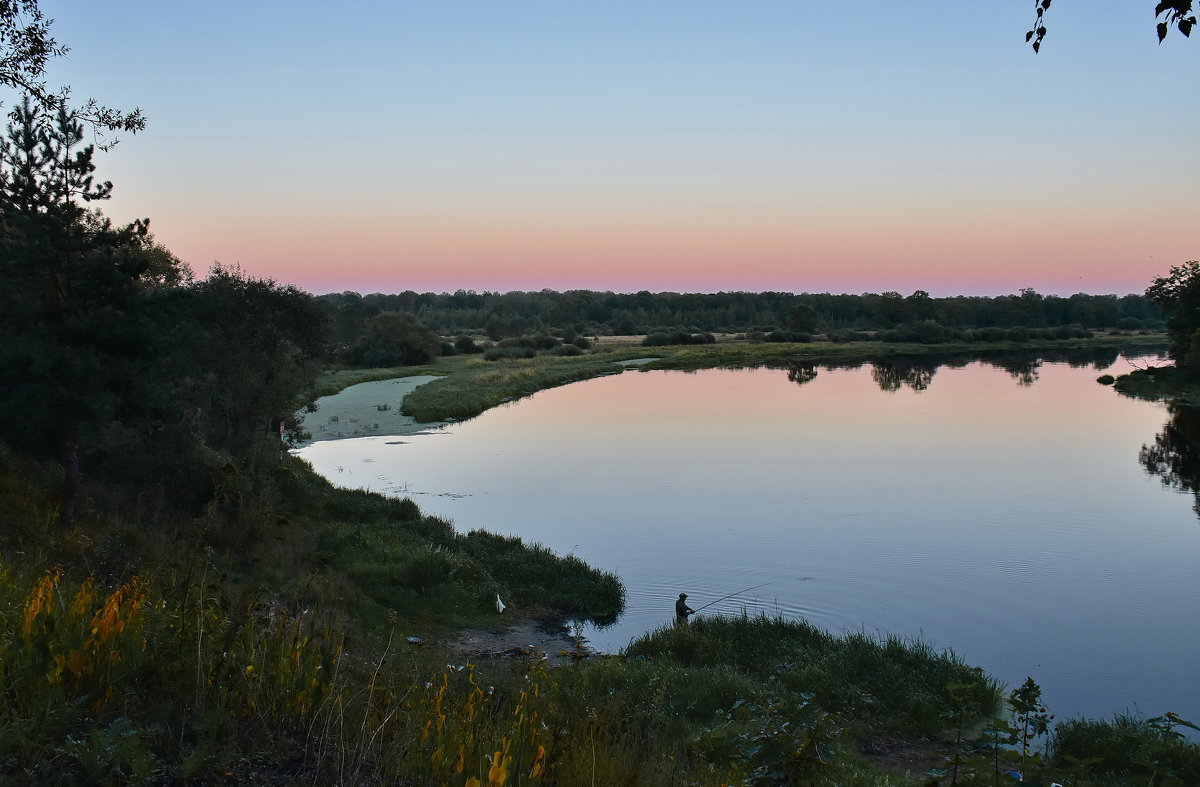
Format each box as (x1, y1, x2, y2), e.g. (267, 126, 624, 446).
(1158, 21, 1169, 41)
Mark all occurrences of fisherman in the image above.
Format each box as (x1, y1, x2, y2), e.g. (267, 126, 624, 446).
(675, 593, 695, 624)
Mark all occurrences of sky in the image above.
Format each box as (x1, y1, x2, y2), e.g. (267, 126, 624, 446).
(22, 1, 1199, 297)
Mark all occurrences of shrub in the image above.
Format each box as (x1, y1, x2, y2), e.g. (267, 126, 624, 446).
(763, 330, 811, 343)
(641, 331, 715, 347)
(454, 334, 481, 354)
(346, 312, 441, 367)
(483, 346, 536, 361)
(827, 330, 874, 343)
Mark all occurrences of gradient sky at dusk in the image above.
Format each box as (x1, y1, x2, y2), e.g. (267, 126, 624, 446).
(30, 1, 1198, 296)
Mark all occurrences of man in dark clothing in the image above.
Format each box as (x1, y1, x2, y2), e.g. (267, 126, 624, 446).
(675, 593, 695, 624)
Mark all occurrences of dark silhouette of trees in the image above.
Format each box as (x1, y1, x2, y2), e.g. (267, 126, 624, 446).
(348, 311, 440, 367)
(787, 303, 823, 334)
(169, 266, 328, 463)
(1146, 261, 1200, 371)
(0, 2, 144, 138)
(317, 289, 1158, 347)
(0, 1, 61, 102)
(0, 97, 169, 522)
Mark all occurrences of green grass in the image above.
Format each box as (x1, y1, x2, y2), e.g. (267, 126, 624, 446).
(625, 614, 1002, 735)
(311, 364, 445, 398)
(277, 457, 625, 630)
(1050, 713, 1200, 785)
(400, 353, 637, 422)
(649, 333, 1168, 372)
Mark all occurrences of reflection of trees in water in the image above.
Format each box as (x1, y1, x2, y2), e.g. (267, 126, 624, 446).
(870, 359, 937, 392)
(1062, 346, 1121, 370)
(786, 363, 818, 386)
(991, 358, 1042, 387)
(1140, 404, 1200, 517)
(774, 343, 1167, 392)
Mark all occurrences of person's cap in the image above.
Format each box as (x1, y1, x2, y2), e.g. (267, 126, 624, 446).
(679, 593, 687, 598)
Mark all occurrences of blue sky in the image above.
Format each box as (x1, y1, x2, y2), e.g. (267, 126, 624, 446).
(27, 1, 1198, 295)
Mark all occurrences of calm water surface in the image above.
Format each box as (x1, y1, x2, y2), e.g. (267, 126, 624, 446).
(298, 352, 1200, 725)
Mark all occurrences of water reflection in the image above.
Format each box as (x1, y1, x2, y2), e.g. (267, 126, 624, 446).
(777, 345, 1164, 393)
(871, 359, 937, 392)
(1141, 404, 1200, 516)
(785, 362, 818, 386)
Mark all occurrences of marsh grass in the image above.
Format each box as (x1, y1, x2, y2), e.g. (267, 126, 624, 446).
(625, 614, 1001, 734)
(402, 353, 639, 422)
(1050, 713, 1200, 784)
(657, 334, 1168, 372)
(311, 365, 444, 398)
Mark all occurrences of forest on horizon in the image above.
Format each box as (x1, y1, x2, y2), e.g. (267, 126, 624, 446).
(317, 286, 1161, 348)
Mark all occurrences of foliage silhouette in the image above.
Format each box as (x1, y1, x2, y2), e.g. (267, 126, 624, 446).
(1028, 0, 1197, 52)
(0, 97, 169, 522)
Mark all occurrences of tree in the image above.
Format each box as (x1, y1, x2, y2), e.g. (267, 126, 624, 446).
(0, 1, 60, 101)
(1, 1, 144, 137)
(348, 311, 441, 367)
(1028, 1, 1197, 52)
(1146, 261, 1200, 370)
(0, 96, 171, 521)
(787, 303, 823, 334)
(0, 5, 144, 142)
(173, 265, 329, 465)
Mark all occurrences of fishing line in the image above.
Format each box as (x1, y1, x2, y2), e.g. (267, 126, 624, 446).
(690, 577, 816, 615)
(690, 581, 774, 615)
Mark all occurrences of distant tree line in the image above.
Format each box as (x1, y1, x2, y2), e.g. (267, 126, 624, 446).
(316, 287, 1161, 358)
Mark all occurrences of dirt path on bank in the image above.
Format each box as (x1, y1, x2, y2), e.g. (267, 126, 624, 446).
(444, 618, 598, 667)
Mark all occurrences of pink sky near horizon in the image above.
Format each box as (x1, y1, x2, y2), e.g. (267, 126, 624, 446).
(33, 1, 1200, 298)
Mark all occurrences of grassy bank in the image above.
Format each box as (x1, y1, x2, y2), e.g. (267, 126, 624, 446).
(3, 446, 1198, 783)
(0, 448, 939, 784)
(5, 330, 1196, 783)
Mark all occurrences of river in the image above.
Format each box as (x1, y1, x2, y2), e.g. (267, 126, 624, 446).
(297, 347, 1200, 727)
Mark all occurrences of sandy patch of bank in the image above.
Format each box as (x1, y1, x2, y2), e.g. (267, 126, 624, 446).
(296, 375, 449, 446)
(446, 619, 599, 667)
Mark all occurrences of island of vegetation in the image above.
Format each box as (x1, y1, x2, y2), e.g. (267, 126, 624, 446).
(3, 3, 1200, 784)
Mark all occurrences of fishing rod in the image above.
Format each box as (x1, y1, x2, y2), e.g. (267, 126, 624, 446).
(690, 582, 774, 615)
